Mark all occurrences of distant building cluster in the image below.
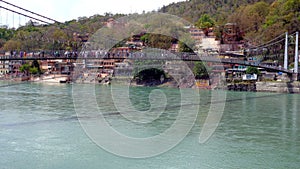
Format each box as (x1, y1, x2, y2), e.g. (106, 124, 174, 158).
(1, 18, 268, 86)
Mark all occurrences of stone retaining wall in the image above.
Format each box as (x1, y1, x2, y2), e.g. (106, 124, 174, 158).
(227, 83, 256, 92)
(256, 81, 300, 93)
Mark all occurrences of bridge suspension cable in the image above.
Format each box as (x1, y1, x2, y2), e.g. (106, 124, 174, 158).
(248, 32, 286, 49)
(0, 0, 60, 23)
(247, 32, 298, 52)
(254, 38, 285, 49)
(0, 0, 87, 35)
(0, 6, 52, 25)
(0, 1, 88, 42)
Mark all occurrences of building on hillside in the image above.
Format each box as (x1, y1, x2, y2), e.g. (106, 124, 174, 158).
(41, 60, 74, 75)
(220, 23, 244, 53)
(126, 32, 146, 49)
(187, 26, 204, 43)
(105, 18, 126, 29)
(222, 23, 243, 44)
(185, 25, 220, 54)
(73, 33, 89, 43)
(200, 37, 220, 54)
(7, 51, 23, 77)
(86, 59, 116, 72)
(0, 54, 10, 75)
(169, 43, 179, 52)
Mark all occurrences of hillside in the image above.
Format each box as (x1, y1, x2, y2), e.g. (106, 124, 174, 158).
(160, 0, 300, 42)
(160, 0, 274, 23)
(1, 0, 299, 51)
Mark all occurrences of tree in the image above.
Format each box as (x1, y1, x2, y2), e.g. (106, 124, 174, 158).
(0, 28, 15, 43)
(20, 61, 41, 76)
(228, 2, 270, 35)
(19, 63, 31, 75)
(178, 41, 193, 52)
(140, 33, 174, 50)
(31, 60, 41, 74)
(178, 34, 196, 52)
(195, 14, 215, 36)
(262, 0, 300, 41)
(29, 67, 39, 75)
(3, 40, 22, 51)
(193, 61, 210, 79)
(246, 66, 260, 75)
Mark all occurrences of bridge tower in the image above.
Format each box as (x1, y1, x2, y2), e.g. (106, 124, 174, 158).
(284, 32, 289, 70)
(283, 31, 299, 81)
(292, 32, 299, 81)
(294, 32, 299, 74)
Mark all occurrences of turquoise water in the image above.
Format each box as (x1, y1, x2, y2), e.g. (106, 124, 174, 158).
(0, 82, 299, 168)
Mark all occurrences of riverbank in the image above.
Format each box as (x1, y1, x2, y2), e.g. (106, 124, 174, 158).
(227, 82, 256, 92)
(111, 77, 300, 93)
(2, 75, 300, 94)
(256, 81, 300, 93)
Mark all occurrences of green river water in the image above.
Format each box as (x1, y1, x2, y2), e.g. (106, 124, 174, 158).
(0, 82, 299, 169)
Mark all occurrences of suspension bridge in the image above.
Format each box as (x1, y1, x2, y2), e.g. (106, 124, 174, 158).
(0, 50, 297, 74)
(0, 0, 299, 78)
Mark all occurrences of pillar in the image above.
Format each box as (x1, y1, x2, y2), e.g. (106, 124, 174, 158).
(284, 32, 289, 69)
(294, 32, 299, 73)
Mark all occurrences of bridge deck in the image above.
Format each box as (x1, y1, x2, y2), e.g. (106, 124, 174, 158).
(0, 53, 293, 74)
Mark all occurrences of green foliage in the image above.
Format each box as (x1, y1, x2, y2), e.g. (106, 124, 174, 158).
(3, 40, 22, 51)
(193, 61, 210, 79)
(0, 28, 15, 41)
(0, 28, 16, 48)
(1, 0, 299, 52)
(140, 33, 174, 49)
(19, 63, 31, 73)
(178, 41, 192, 52)
(178, 41, 194, 52)
(0, 14, 123, 51)
(196, 14, 215, 29)
(133, 60, 164, 76)
(29, 67, 39, 75)
(162, 0, 298, 44)
(19, 61, 41, 75)
(228, 1, 270, 33)
(195, 14, 215, 36)
(31, 60, 41, 74)
(262, 0, 300, 41)
(160, 0, 275, 23)
(246, 66, 260, 75)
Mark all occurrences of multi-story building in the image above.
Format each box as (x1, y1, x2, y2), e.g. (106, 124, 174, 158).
(185, 25, 220, 54)
(220, 23, 244, 52)
(0, 53, 10, 75)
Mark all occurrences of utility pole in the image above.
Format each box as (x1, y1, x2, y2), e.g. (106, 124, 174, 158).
(294, 32, 299, 73)
(284, 32, 289, 69)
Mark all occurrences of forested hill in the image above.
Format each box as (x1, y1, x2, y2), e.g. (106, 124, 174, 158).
(160, 0, 300, 42)
(1, 0, 299, 51)
(159, 0, 274, 23)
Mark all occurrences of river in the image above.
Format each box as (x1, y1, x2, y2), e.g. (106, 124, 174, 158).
(0, 82, 299, 169)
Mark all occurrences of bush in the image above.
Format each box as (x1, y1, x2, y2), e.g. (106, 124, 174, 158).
(246, 66, 260, 75)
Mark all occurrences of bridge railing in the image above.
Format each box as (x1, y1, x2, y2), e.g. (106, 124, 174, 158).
(0, 50, 294, 73)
